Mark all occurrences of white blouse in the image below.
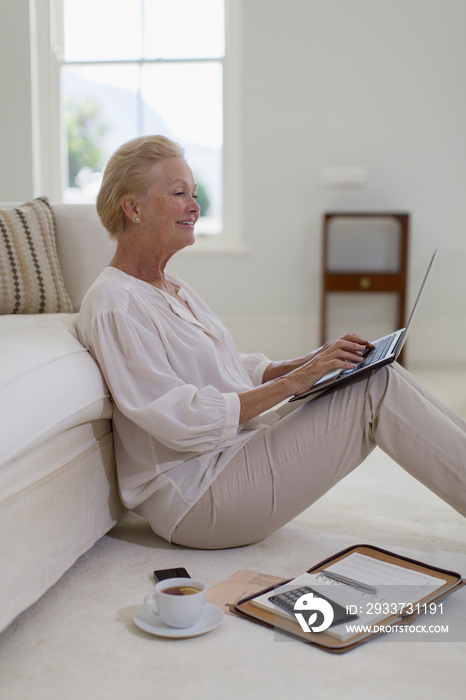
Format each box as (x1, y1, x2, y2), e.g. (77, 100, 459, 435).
(77, 267, 279, 541)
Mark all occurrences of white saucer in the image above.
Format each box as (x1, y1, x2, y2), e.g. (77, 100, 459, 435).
(133, 603, 224, 639)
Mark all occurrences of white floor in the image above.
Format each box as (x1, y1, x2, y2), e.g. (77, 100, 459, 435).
(1, 366, 465, 700)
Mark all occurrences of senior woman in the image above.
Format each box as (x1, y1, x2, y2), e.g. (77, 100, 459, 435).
(78, 135, 466, 549)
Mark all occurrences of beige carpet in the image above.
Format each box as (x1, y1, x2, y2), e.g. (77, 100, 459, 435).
(0, 368, 465, 700)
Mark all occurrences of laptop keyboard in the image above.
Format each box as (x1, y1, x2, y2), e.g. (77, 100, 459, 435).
(340, 333, 396, 376)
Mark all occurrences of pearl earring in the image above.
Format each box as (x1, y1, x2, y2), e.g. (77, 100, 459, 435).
(135, 217, 140, 223)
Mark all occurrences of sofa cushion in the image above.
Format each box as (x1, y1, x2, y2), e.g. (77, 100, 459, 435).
(0, 313, 112, 467)
(0, 197, 73, 314)
(52, 203, 115, 311)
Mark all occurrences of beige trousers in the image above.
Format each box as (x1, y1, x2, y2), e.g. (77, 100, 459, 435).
(172, 363, 466, 549)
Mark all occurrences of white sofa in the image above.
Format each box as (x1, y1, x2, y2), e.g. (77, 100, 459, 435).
(0, 200, 124, 633)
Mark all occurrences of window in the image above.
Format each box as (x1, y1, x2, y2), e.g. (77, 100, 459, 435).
(60, 0, 227, 237)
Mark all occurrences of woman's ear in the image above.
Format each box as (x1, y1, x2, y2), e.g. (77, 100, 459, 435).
(121, 199, 140, 223)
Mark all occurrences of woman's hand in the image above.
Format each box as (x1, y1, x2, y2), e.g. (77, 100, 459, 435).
(283, 333, 373, 398)
(238, 333, 373, 424)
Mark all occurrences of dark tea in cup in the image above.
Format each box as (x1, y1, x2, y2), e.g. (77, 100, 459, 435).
(162, 585, 201, 596)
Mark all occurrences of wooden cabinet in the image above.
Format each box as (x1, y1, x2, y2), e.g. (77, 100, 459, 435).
(321, 212, 409, 363)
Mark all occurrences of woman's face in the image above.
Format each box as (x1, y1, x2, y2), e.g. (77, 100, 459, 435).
(138, 156, 201, 254)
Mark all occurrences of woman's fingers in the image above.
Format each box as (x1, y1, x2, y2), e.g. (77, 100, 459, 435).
(289, 333, 374, 395)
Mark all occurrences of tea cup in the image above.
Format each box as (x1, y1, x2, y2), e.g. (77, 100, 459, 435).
(144, 578, 206, 628)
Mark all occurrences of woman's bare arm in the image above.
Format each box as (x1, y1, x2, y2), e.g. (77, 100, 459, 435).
(238, 334, 373, 424)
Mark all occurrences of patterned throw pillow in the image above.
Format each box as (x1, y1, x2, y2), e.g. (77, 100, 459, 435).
(0, 197, 73, 314)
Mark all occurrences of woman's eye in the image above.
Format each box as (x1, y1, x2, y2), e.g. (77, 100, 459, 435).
(174, 191, 197, 199)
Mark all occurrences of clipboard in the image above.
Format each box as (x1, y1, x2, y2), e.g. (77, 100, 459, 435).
(231, 544, 465, 653)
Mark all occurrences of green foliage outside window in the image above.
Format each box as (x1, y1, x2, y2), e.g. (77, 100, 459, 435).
(66, 97, 109, 186)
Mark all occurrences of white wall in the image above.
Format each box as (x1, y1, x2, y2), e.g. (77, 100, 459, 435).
(174, 0, 466, 365)
(0, 0, 35, 199)
(1, 0, 466, 365)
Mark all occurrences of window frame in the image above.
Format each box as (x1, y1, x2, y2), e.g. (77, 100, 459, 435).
(35, 0, 244, 252)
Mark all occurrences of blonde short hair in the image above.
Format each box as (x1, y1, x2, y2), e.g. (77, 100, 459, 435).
(96, 135, 185, 238)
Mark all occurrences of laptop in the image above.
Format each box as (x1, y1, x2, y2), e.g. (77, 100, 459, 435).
(289, 245, 439, 402)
